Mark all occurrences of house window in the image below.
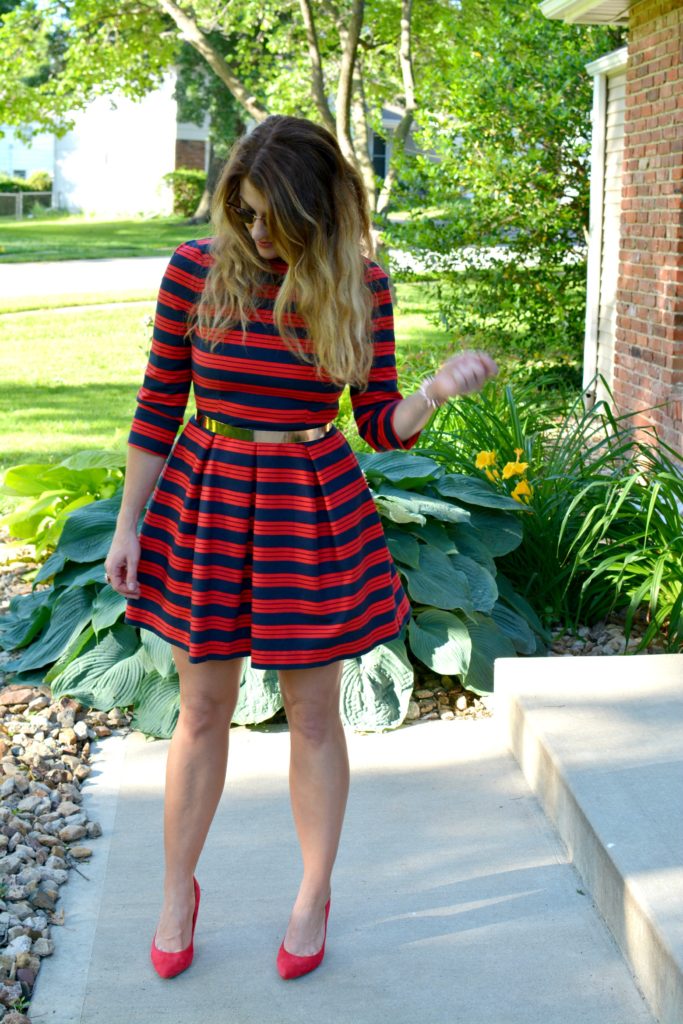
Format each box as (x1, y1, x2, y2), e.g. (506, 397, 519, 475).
(372, 134, 387, 179)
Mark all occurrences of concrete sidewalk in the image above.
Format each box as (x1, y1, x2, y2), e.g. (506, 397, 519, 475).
(0, 257, 168, 299)
(30, 713, 653, 1024)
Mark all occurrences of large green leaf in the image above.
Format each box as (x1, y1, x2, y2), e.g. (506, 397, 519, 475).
(60, 449, 126, 472)
(51, 625, 145, 709)
(340, 636, 414, 730)
(232, 661, 282, 725)
(491, 602, 537, 655)
(468, 509, 523, 557)
(401, 546, 474, 612)
(356, 450, 442, 487)
(0, 589, 53, 651)
(92, 586, 128, 634)
(408, 608, 471, 675)
(43, 625, 97, 684)
(57, 495, 121, 563)
(131, 671, 180, 739)
(376, 484, 471, 525)
(496, 572, 551, 642)
(8, 587, 94, 673)
(448, 524, 497, 574)
(463, 614, 517, 694)
(407, 520, 458, 554)
(383, 526, 421, 568)
(34, 548, 69, 583)
(374, 494, 425, 525)
(140, 629, 176, 678)
(437, 474, 524, 511)
(450, 554, 498, 614)
(55, 560, 107, 592)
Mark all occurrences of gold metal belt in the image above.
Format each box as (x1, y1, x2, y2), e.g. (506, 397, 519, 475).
(197, 413, 334, 443)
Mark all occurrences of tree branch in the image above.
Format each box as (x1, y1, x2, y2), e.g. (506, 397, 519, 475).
(298, 0, 336, 135)
(153, 0, 269, 123)
(350, 58, 376, 210)
(335, 0, 364, 165)
(376, 0, 415, 215)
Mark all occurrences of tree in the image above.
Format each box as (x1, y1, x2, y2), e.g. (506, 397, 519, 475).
(384, 0, 625, 363)
(0, 0, 443, 214)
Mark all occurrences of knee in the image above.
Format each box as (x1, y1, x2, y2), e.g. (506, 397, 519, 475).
(179, 694, 235, 734)
(284, 697, 339, 747)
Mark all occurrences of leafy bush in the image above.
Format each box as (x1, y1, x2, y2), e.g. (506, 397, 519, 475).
(0, 448, 544, 735)
(26, 170, 52, 191)
(0, 175, 36, 194)
(163, 168, 207, 218)
(423, 379, 683, 651)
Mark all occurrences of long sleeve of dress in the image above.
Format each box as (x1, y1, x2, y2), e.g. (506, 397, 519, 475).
(127, 242, 204, 457)
(350, 263, 423, 452)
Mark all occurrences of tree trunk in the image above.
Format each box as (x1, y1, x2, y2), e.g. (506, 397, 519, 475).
(298, 0, 337, 135)
(189, 144, 226, 223)
(335, 0, 365, 167)
(154, 0, 269, 122)
(351, 60, 376, 212)
(376, 0, 415, 216)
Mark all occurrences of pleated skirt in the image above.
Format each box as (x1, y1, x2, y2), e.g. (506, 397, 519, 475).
(124, 414, 412, 668)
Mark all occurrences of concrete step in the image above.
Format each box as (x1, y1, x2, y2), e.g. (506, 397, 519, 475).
(495, 652, 683, 1024)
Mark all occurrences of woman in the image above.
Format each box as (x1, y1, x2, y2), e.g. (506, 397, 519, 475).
(104, 115, 497, 982)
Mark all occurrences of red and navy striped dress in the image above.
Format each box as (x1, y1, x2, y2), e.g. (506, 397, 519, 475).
(124, 239, 423, 668)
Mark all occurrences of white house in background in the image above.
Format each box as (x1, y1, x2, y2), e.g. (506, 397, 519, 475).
(0, 126, 55, 179)
(0, 72, 210, 217)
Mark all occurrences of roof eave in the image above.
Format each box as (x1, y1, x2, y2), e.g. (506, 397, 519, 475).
(539, 0, 632, 24)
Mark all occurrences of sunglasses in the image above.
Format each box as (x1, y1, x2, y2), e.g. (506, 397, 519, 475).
(226, 201, 267, 227)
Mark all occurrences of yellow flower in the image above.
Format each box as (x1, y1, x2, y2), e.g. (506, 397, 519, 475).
(484, 468, 500, 483)
(502, 459, 529, 479)
(475, 450, 497, 469)
(511, 479, 533, 503)
(514, 448, 524, 459)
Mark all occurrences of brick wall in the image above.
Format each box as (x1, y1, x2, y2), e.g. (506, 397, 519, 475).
(615, 0, 683, 452)
(175, 139, 207, 171)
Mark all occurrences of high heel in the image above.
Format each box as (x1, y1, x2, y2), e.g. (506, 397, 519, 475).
(150, 876, 201, 979)
(276, 898, 331, 980)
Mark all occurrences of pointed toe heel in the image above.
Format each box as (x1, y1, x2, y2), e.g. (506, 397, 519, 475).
(150, 876, 201, 979)
(276, 898, 331, 980)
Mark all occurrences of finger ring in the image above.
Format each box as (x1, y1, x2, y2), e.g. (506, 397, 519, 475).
(105, 573, 111, 583)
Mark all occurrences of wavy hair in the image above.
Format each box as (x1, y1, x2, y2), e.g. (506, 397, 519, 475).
(194, 115, 376, 389)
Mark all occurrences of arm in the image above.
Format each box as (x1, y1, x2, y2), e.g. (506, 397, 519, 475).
(105, 447, 167, 597)
(349, 264, 424, 451)
(105, 241, 205, 596)
(392, 350, 499, 442)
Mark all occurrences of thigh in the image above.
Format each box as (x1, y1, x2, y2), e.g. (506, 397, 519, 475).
(172, 646, 244, 721)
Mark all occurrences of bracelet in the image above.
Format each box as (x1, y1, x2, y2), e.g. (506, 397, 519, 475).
(417, 374, 445, 412)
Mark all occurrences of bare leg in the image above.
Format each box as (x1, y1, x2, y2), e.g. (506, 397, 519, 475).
(153, 647, 243, 952)
(278, 659, 348, 956)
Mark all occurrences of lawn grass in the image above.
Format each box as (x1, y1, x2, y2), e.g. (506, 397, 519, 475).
(0, 282, 453, 516)
(0, 215, 198, 263)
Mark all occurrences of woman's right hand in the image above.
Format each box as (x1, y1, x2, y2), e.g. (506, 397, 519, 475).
(104, 528, 141, 599)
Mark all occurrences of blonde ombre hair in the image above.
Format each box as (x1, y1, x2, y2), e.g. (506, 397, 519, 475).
(195, 115, 376, 389)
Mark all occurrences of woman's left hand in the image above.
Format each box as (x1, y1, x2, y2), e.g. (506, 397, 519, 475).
(429, 350, 499, 405)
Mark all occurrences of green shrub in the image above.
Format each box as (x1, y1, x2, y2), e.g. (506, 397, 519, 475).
(163, 168, 207, 218)
(0, 175, 35, 194)
(26, 170, 52, 192)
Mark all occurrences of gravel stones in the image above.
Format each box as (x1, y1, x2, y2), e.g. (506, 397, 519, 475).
(0, 666, 132, 1018)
